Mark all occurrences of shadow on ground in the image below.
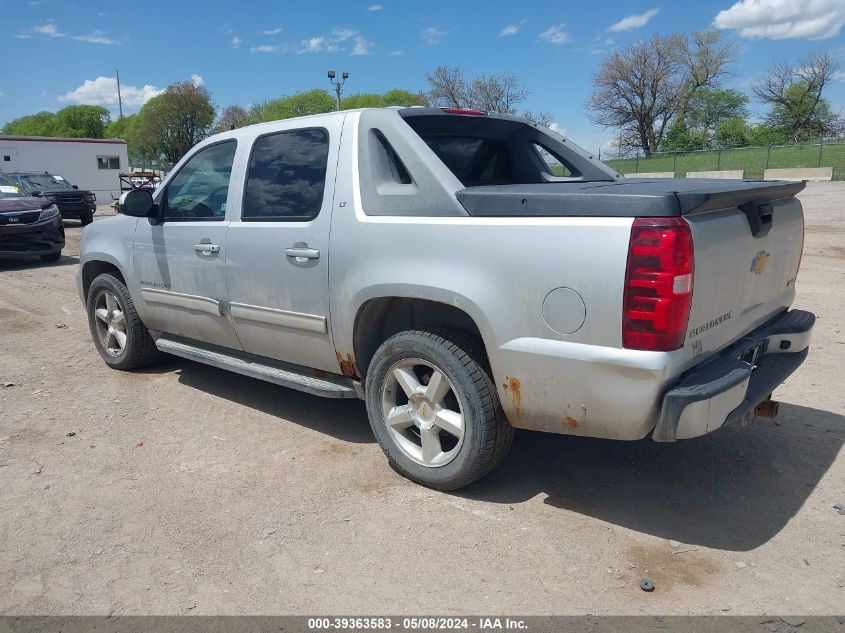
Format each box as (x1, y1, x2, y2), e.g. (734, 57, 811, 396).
(146, 357, 843, 551)
(0, 254, 79, 270)
(462, 403, 843, 551)
(148, 356, 373, 444)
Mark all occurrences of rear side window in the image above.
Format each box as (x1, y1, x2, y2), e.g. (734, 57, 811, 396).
(243, 128, 329, 222)
(533, 143, 573, 177)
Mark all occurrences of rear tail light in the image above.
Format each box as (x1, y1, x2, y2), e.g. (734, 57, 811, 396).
(623, 217, 694, 351)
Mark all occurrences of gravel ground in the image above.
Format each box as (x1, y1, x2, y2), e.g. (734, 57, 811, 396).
(0, 187, 843, 616)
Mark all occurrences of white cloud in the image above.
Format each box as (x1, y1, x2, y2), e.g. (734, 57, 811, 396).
(352, 35, 374, 55)
(421, 26, 446, 45)
(538, 24, 569, 45)
(389, 50, 404, 56)
(297, 37, 325, 54)
(259, 27, 282, 35)
(298, 28, 372, 55)
(190, 74, 204, 87)
(549, 123, 566, 135)
(607, 8, 660, 32)
(500, 19, 526, 37)
(714, 0, 845, 40)
(14, 34, 32, 39)
(0, 89, 5, 97)
(59, 76, 163, 108)
(231, 35, 242, 48)
(72, 30, 121, 45)
(250, 44, 286, 54)
(32, 22, 65, 37)
(367, 4, 382, 10)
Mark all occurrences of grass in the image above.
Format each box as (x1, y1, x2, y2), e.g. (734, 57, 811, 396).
(603, 142, 845, 180)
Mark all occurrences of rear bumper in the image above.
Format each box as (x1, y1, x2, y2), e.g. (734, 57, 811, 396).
(0, 215, 65, 256)
(653, 309, 815, 441)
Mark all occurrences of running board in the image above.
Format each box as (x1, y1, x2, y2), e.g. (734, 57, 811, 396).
(155, 338, 361, 399)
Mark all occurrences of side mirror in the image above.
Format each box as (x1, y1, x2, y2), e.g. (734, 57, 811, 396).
(119, 189, 157, 218)
(72, 185, 79, 190)
(30, 190, 42, 197)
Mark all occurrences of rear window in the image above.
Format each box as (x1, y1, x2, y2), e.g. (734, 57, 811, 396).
(422, 137, 513, 185)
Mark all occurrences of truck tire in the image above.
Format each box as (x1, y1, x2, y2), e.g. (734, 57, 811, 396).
(86, 273, 158, 370)
(39, 251, 61, 262)
(80, 210, 94, 226)
(365, 328, 514, 490)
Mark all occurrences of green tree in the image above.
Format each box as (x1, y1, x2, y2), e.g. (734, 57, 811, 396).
(137, 81, 216, 163)
(746, 124, 789, 146)
(54, 105, 111, 138)
(252, 89, 335, 122)
(714, 117, 750, 148)
(687, 88, 749, 145)
(2, 111, 58, 136)
(755, 51, 842, 142)
(662, 121, 704, 151)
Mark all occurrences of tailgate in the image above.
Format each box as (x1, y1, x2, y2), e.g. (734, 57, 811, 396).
(682, 182, 805, 363)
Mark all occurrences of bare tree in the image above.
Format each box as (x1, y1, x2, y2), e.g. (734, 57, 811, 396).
(587, 31, 734, 155)
(676, 31, 736, 125)
(212, 105, 250, 134)
(424, 66, 532, 115)
(754, 51, 842, 142)
(424, 66, 467, 109)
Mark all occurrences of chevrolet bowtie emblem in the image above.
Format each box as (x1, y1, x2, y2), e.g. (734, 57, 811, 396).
(751, 250, 770, 275)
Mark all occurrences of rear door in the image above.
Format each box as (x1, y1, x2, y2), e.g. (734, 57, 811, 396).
(133, 140, 242, 350)
(225, 117, 343, 373)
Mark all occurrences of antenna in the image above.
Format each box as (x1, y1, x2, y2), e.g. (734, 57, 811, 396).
(116, 69, 123, 118)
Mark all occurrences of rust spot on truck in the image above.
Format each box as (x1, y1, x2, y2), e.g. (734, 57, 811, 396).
(565, 415, 579, 429)
(336, 352, 363, 380)
(502, 377, 522, 418)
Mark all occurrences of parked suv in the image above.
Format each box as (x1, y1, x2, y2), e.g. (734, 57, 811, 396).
(0, 172, 64, 262)
(77, 108, 813, 489)
(7, 171, 97, 225)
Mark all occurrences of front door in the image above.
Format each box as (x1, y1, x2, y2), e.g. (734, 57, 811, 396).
(133, 140, 241, 350)
(226, 120, 343, 373)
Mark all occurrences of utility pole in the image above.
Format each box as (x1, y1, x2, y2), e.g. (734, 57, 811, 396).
(327, 70, 348, 111)
(116, 69, 123, 118)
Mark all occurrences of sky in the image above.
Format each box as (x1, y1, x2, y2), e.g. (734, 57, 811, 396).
(2, 0, 845, 154)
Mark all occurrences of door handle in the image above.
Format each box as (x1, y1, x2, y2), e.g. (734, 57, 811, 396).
(193, 243, 220, 255)
(285, 243, 320, 260)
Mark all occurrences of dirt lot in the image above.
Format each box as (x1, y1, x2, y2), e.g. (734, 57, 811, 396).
(1, 186, 843, 616)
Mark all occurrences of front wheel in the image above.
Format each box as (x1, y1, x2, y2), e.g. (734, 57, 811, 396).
(79, 210, 94, 226)
(40, 251, 61, 262)
(86, 273, 158, 370)
(365, 329, 513, 490)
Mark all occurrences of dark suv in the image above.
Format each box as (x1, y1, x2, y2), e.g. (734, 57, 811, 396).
(6, 171, 97, 225)
(0, 173, 65, 262)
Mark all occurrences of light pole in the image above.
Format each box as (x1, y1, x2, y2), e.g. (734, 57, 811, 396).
(328, 70, 349, 111)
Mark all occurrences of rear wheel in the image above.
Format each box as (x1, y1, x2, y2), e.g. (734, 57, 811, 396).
(39, 251, 61, 262)
(365, 328, 513, 490)
(86, 273, 158, 370)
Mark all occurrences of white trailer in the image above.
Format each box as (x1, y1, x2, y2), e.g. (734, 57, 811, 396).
(0, 136, 129, 204)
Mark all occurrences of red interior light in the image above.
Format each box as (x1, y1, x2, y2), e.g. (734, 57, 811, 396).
(440, 108, 488, 116)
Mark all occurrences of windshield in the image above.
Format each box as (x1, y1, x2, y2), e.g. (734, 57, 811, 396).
(0, 173, 24, 198)
(19, 173, 75, 192)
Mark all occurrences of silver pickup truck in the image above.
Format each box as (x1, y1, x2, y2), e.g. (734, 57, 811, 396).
(77, 107, 814, 489)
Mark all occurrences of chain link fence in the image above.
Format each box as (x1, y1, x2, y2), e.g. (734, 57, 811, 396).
(603, 141, 845, 180)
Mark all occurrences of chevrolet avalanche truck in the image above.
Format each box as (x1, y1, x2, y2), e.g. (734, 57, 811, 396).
(76, 107, 814, 489)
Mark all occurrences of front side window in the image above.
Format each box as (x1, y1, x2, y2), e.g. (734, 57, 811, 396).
(243, 129, 329, 222)
(164, 141, 236, 220)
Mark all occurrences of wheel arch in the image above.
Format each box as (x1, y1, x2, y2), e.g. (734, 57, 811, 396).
(351, 295, 491, 378)
(81, 257, 125, 299)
